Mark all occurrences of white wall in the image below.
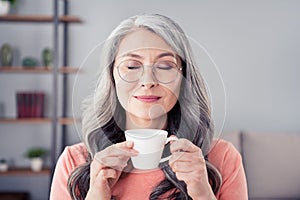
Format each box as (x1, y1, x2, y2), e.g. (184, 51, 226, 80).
(69, 0, 300, 133)
(0, 1, 299, 199)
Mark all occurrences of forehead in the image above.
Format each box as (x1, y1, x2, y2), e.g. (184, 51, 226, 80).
(116, 28, 175, 58)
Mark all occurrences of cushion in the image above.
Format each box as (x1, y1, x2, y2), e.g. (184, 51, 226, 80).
(242, 132, 300, 199)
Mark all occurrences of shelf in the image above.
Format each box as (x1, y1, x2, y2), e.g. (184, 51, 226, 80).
(0, 67, 79, 74)
(58, 117, 81, 125)
(0, 117, 80, 125)
(0, 15, 82, 23)
(0, 168, 50, 176)
(0, 118, 50, 124)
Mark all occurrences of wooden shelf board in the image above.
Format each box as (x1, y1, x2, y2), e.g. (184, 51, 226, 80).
(0, 118, 80, 125)
(58, 117, 81, 125)
(59, 67, 80, 73)
(0, 15, 82, 23)
(0, 67, 79, 74)
(0, 168, 50, 176)
(0, 118, 51, 124)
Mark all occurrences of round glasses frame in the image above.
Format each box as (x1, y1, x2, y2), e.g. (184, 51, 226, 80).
(116, 61, 183, 84)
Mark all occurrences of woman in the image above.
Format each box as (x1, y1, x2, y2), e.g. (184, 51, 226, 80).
(50, 14, 247, 200)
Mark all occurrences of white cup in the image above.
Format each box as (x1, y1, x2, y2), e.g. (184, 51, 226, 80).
(125, 129, 177, 170)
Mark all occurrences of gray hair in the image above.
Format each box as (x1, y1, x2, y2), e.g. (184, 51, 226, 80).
(69, 14, 221, 199)
(82, 14, 211, 155)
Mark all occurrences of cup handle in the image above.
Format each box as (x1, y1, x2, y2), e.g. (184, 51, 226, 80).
(160, 136, 178, 163)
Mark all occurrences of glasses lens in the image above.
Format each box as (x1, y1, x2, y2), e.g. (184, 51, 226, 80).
(117, 60, 180, 83)
(118, 60, 143, 82)
(154, 61, 179, 83)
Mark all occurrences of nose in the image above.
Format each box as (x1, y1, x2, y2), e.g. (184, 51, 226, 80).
(139, 66, 158, 88)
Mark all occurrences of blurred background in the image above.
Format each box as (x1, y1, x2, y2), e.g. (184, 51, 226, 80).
(0, 0, 299, 199)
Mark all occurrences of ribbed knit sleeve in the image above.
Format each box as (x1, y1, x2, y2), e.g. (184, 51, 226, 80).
(50, 143, 87, 200)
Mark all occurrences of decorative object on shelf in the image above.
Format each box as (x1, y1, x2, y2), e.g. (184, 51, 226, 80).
(0, 158, 8, 172)
(0, 0, 17, 15)
(0, 5, 81, 197)
(22, 56, 39, 68)
(0, 43, 13, 66)
(0, 1, 9, 15)
(0, 102, 4, 118)
(16, 92, 45, 118)
(25, 147, 47, 172)
(42, 47, 53, 67)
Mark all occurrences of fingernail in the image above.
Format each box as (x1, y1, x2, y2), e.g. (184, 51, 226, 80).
(131, 149, 139, 156)
(126, 141, 134, 147)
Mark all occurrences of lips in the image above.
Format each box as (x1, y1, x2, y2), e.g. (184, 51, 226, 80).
(134, 95, 161, 103)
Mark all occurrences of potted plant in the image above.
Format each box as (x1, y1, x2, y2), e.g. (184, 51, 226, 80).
(0, 0, 17, 15)
(25, 147, 47, 172)
(0, 158, 8, 172)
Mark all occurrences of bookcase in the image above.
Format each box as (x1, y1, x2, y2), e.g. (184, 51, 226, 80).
(0, 0, 82, 197)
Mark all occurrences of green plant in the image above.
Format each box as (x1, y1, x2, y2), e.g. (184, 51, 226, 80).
(0, 158, 7, 164)
(25, 148, 47, 159)
(2, 0, 17, 5)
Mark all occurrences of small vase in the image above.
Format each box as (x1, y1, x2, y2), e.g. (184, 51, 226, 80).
(0, 43, 13, 67)
(0, 1, 10, 15)
(42, 48, 53, 67)
(30, 158, 43, 172)
(22, 57, 38, 68)
(0, 163, 8, 172)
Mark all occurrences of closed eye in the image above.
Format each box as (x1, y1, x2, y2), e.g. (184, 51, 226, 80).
(127, 65, 142, 70)
(119, 59, 143, 71)
(155, 61, 177, 70)
(156, 65, 173, 70)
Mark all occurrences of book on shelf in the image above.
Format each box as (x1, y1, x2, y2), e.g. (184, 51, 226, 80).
(16, 92, 45, 118)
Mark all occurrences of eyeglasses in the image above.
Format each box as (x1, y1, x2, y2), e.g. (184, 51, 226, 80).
(116, 60, 183, 84)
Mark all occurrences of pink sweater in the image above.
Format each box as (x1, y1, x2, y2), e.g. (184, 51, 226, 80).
(50, 139, 248, 199)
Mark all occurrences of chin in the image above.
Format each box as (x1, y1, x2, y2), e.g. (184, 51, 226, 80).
(129, 110, 167, 121)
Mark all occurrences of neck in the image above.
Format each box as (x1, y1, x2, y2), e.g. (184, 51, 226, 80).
(126, 113, 167, 130)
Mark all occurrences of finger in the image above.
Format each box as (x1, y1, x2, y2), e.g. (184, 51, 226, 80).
(169, 151, 204, 163)
(94, 156, 128, 170)
(116, 140, 135, 150)
(169, 153, 191, 165)
(170, 161, 195, 173)
(106, 141, 139, 157)
(94, 141, 138, 162)
(170, 139, 201, 153)
(90, 168, 117, 190)
(91, 154, 128, 178)
(174, 171, 203, 185)
(92, 141, 139, 175)
(98, 168, 117, 180)
(174, 171, 186, 181)
(90, 158, 103, 178)
(169, 151, 186, 163)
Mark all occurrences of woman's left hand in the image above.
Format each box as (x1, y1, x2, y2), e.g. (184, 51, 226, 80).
(169, 138, 216, 200)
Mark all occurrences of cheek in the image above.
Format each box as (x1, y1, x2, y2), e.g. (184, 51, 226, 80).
(114, 72, 136, 109)
(163, 80, 182, 111)
(164, 90, 179, 111)
(165, 77, 182, 99)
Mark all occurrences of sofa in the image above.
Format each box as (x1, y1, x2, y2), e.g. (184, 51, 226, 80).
(220, 131, 300, 200)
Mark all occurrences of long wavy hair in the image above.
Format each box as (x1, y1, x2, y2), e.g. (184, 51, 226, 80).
(67, 14, 222, 199)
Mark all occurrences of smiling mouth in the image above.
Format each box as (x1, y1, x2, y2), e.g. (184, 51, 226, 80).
(134, 96, 161, 103)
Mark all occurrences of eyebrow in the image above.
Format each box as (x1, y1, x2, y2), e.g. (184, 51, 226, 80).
(120, 52, 176, 60)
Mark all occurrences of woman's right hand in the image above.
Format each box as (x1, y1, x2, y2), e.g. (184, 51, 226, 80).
(85, 141, 138, 200)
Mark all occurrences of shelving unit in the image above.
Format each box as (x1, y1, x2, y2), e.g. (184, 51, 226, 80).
(0, 117, 80, 125)
(0, 66, 79, 73)
(0, 0, 82, 192)
(0, 15, 82, 23)
(0, 168, 51, 176)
